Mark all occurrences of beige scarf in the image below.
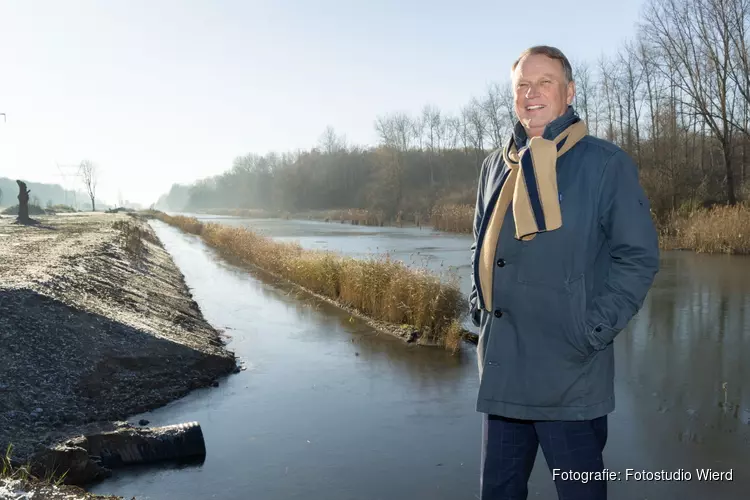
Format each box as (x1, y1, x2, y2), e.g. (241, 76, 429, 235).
(478, 120, 588, 311)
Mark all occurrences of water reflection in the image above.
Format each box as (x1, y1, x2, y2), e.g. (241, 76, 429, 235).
(622, 252, 750, 428)
(610, 251, 750, 500)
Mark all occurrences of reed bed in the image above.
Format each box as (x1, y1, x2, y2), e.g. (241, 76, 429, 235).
(430, 204, 474, 233)
(662, 204, 750, 254)
(200, 208, 288, 219)
(327, 208, 386, 226)
(155, 213, 466, 349)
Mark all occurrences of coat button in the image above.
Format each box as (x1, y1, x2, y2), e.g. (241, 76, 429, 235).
(496, 258, 506, 267)
(494, 309, 503, 318)
(595, 326, 602, 332)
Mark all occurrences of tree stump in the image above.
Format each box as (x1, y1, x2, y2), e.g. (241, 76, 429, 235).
(15, 180, 37, 225)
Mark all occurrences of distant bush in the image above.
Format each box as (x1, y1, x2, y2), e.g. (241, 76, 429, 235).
(1, 204, 46, 216)
(47, 204, 77, 213)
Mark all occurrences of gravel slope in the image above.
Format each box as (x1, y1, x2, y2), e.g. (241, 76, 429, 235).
(0, 213, 237, 498)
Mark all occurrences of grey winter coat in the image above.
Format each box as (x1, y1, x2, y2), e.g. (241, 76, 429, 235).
(469, 107, 660, 421)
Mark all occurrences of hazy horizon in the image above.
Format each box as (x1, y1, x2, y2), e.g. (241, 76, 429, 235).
(1, 0, 645, 206)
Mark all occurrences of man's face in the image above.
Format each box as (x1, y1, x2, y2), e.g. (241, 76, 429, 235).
(512, 54, 575, 138)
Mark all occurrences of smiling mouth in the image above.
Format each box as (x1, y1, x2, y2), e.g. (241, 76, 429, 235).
(526, 105, 545, 111)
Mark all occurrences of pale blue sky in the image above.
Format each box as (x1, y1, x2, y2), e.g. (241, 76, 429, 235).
(0, 0, 645, 206)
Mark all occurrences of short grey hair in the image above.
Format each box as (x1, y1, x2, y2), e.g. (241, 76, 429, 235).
(511, 46, 574, 83)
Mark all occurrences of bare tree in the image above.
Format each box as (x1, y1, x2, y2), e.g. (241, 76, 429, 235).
(727, 0, 750, 123)
(374, 113, 412, 151)
(642, 0, 740, 203)
(637, 39, 662, 164)
(374, 115, 394, 147)
(392, 113, 414, 152)
(411, 114, 426, 151)
(79, 159, 98, 211)
(444, 116, 461, 150)
(482, 83, 508, 148)
(573, 60, 593, 126)
(598, 55, 617, 142)
(422, 105, 441, 184)
(620, 42, 645, 163)
(319, 125, 347, 153)
(498, 82, 516, 126)
(463, 99, 489, 174)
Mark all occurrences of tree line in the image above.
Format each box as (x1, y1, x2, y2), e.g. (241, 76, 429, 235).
(157, 0, 750, 226)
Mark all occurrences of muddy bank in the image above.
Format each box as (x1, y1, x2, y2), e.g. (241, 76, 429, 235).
(0, 213, 237, 493)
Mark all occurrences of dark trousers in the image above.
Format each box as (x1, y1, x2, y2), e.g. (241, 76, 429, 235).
(480, 414, 608, 500)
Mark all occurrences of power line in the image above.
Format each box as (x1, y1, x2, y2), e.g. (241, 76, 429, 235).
(54, 162, 82, 209)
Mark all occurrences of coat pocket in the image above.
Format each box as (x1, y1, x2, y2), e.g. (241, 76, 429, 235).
(480, 280, 593, 408)
(563, 275, 593, 358)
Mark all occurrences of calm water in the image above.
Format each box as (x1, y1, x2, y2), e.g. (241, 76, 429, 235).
(89, 217, 750, 499)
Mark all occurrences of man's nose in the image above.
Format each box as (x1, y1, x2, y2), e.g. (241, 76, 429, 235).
(525, 84, 541, 98)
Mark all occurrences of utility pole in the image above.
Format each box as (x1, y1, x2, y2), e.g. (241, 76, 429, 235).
(55, 162, 81, 210)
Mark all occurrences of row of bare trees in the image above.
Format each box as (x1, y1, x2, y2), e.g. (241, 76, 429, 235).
(161, 0, 750, 223)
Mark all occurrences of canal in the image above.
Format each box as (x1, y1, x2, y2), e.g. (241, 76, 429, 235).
(89, 216, 750, 499)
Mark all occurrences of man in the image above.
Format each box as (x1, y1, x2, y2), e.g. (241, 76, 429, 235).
(469, 46, 659, 499)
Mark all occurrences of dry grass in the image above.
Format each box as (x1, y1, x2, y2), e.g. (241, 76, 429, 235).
(323, 208, 386, 226)
(156, 213, 466, 349)
(1, 444, 67, 486)
(199, 207, 398, 226)
(112, 219, 158, 258)
(205, 208, 287, 218)
(430, 204, 474, 233)
(442, 320, 464, 354)
(661, 204, 750, 254)
(1, 445, 29, 482)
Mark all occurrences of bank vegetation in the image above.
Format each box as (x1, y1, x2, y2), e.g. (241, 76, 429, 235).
(153, 213, 467, 351)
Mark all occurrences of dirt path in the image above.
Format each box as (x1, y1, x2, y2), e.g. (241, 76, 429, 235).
(0, 213, 237, 498)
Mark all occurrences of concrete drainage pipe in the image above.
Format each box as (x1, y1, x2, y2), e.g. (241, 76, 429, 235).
(85, 421, 207, 468)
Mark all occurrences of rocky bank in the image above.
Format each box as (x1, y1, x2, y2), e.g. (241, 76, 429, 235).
(0, 213, 238, 498)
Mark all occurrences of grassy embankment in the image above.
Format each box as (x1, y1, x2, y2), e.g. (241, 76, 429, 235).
(152, 213, 467, 351)
(1, 443, 119, 499)
(1, 444, 64, 487)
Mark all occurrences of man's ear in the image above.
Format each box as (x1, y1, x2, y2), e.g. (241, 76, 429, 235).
(567, 81, 576, 106)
